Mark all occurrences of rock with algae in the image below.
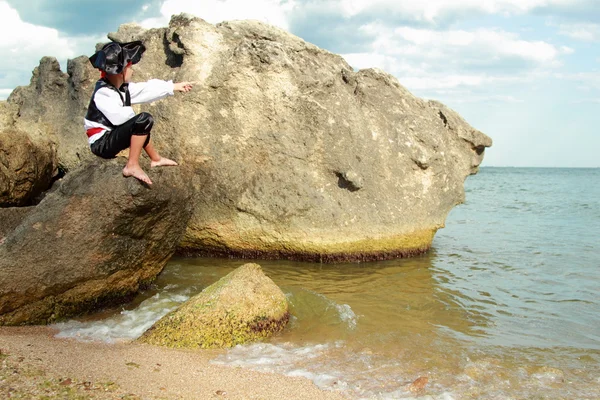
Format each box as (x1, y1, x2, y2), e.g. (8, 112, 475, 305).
(138, 263, 289, 348)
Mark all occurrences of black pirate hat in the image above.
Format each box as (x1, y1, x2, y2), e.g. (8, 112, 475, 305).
(89, 41, 146, 75)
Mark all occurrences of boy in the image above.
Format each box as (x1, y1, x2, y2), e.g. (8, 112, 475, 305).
(84, 40, 192, 185)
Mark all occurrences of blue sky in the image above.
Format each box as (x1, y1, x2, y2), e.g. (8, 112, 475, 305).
(0, 0, 598, 167)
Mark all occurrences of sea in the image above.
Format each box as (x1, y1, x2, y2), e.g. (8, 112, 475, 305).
(55, 167, 600, 399)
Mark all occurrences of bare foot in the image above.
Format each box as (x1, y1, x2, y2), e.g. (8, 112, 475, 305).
(150, 157, 178, 168)
(123, 165, 153, 185)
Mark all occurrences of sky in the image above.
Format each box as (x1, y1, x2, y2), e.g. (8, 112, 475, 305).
(0, 0, 598, 167)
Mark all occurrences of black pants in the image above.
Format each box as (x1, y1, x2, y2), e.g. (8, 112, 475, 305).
(90, 112, 154, 159)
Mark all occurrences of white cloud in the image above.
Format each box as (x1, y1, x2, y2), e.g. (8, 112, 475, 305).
(0, 1, 75, 69)
(0, 88, 13, 98)
(390, 26, 565, 64)
(138, 16, 169, 30)
(332, 0, 580, 22)
(0, 1, 103, 99)
(417, 26, 554, 61)
(140, 0, 297, 30)
(341, 24, 568, 96)
(556, 22, 600, 42)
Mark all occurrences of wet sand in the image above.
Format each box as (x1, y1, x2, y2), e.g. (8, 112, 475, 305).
(0, 326, 347, 399)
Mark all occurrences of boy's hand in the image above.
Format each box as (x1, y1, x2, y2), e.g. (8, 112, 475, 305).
(174, 82, 193, 92)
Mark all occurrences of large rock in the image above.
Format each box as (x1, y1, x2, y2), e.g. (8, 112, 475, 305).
(0, 129, 58, 206)
(4, 15, 492, 261)
(0, 159, 198, 325)
(138, 263, 289, 348)
(0, 207, 35, 243)
(5, 56, 98, 170)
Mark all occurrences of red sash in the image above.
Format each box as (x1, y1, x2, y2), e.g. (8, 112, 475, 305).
(86, 127, 105, 138)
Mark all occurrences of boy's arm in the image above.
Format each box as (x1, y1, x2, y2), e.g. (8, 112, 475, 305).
(129, 80, 194, 104)
(94, 88, 136, 126)
(128, 79, 174, 104)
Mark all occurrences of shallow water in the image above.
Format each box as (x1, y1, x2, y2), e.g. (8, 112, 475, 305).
(55, 167, 600, 399)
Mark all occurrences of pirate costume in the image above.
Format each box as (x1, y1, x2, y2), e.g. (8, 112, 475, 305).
(84, 41, 174, 158)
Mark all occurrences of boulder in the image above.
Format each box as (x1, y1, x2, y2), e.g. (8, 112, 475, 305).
(0, 129, 58, 206)
(138, 263, 289, 348)
(5, 15, 492, 261)
(0, 158, 198, 325)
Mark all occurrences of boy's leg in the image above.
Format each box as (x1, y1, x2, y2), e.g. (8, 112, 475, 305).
(108, 112, 154, 185)
(123, 135, 153, 185)
(91, 112, 176, 184)
(144, 141, 178, 168)
(92, 113, 153, 158)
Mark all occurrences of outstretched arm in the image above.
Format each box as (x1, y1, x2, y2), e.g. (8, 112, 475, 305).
(128, 79, 174, 104)
(174, 82, 193, 92)
(128, 80, 193, 103)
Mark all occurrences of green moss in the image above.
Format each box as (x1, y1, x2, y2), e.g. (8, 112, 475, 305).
(141, 307, 289, 349)
(180, 228, 437, 262)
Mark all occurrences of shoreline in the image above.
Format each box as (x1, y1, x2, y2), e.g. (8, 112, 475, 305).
(0, 326, 347, 399)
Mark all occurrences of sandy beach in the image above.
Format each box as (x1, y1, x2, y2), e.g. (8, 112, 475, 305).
(0, 326, 347, 399)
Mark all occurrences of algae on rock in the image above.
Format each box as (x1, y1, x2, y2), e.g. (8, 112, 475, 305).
(139, 263, 289, 348)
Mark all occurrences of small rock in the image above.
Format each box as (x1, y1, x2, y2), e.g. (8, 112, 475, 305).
(408, 376, 429, 392)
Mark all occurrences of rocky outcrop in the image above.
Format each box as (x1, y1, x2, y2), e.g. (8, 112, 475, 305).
(3, 15, 492, 262)
(5, 56, 98, 171)
(138, 263, 289, 348)
(0, 159, 198, 325)
(0, 129, 58, 206)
